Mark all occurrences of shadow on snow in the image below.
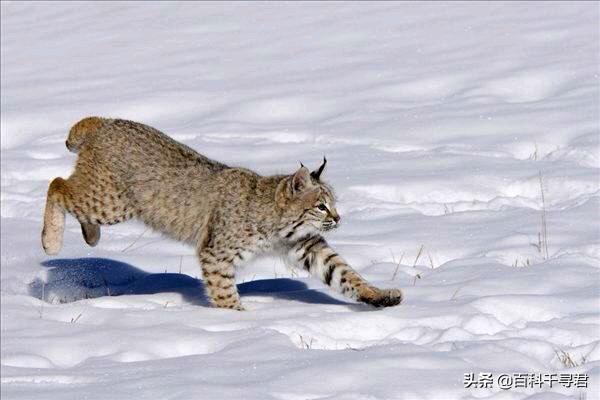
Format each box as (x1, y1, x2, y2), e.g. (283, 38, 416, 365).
(29, 257, 351, 307)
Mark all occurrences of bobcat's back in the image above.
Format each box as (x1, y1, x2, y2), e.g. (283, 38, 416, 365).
(73, 117, 227, 175)
(66, 117, 230, 242)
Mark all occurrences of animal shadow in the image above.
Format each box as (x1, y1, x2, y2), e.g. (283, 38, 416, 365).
(29, 257, 351, 307)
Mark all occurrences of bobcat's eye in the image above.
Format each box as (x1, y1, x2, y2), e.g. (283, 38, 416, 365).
(317, 204, 328, 212)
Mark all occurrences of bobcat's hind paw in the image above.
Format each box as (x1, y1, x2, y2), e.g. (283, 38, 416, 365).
(41, 227, 62, 255)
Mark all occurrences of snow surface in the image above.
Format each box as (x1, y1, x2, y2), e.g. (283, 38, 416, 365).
(1, 2, 599, 399)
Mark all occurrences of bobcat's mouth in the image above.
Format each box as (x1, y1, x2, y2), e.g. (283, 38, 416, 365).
(321, 222, 338, 231)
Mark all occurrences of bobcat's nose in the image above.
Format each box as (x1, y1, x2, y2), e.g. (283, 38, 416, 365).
(332, 214, 340, 224)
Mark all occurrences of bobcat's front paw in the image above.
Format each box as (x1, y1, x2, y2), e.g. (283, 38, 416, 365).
(359, 287, 403, 308)
(213, 300, 245, 311)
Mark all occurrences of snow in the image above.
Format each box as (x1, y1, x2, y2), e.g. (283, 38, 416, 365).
(1, 2, 599, 399)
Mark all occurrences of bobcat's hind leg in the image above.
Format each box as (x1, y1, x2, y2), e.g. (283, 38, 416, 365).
(81, 223, 100, 246)
(42, 175, 127, 254)
(42, 178, 68, 255)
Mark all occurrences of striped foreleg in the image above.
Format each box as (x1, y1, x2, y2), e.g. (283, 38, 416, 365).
(197, 247, 244, 310)
(287, 235, 402, 307)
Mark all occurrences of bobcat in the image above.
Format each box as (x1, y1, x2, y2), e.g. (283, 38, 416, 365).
(42, 117, 403, 310)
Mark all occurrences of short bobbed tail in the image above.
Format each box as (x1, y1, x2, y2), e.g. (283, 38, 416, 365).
(66, 116, 105, 153)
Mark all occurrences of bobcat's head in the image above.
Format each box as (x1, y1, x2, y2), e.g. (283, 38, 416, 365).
(276, 158, 340, 239)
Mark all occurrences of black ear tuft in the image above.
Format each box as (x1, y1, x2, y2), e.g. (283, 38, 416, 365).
(311, 157, 327, 180)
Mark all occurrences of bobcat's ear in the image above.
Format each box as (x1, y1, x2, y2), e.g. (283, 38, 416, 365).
(291, 166, 312, 195)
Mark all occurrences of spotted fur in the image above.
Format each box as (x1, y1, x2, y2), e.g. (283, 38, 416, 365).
(42, 117, 403, 310)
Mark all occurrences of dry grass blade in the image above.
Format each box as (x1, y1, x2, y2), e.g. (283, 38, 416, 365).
(70, 313, 83, 323)
(539, 171, 549, 259)
(554, 348, 580, 368)
(121, 227, 149, 252)
(412, 273, 421, 286)
(450, 286, 462, 300)
(102, 277, 112, 297)
(390, 250, 404, 281)
(38, 283, 45, 318)
(411, 245, 424, 285)
(298, 334, 315, 350)
(413, 245, 424, 267)
(427, 252, 434, 269)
